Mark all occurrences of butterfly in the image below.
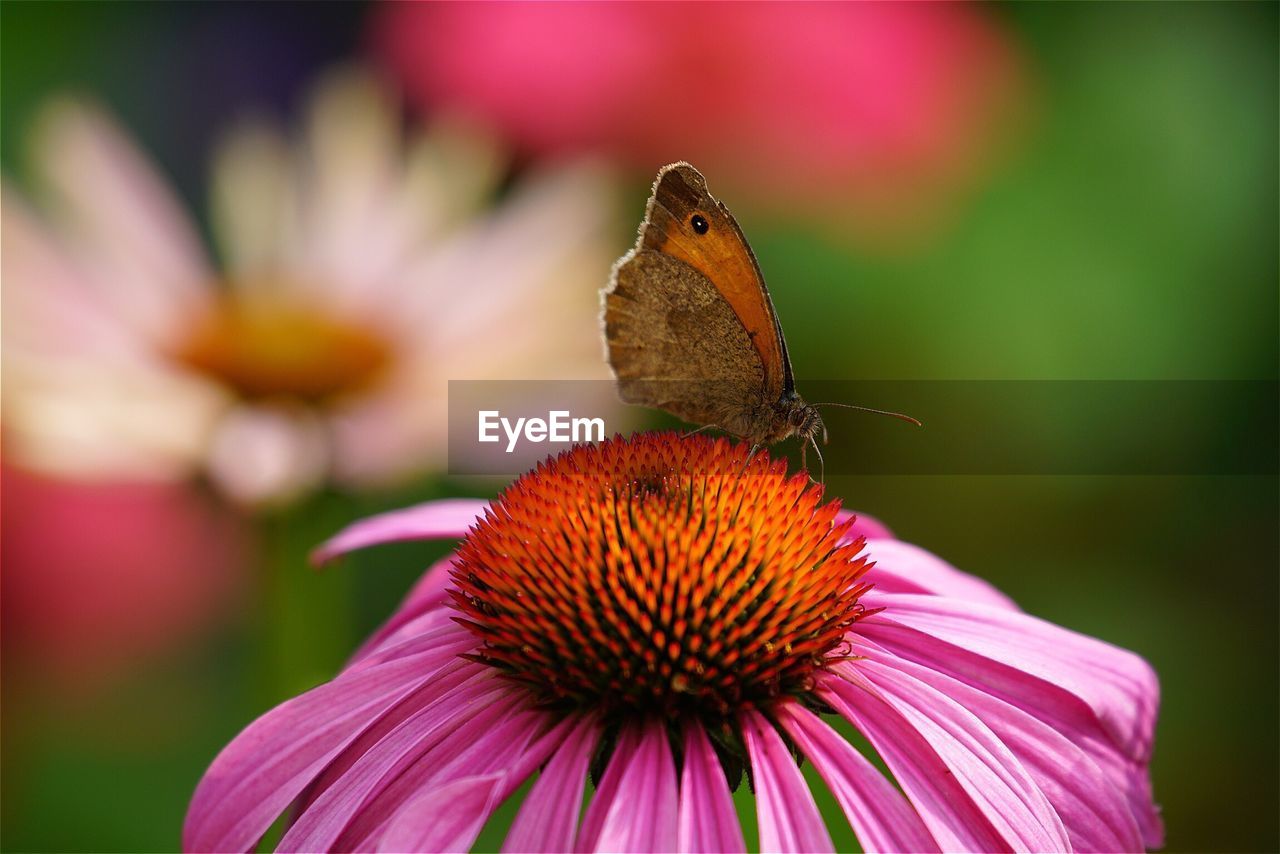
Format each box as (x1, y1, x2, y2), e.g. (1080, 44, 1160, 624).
(602, 162, 917, 474)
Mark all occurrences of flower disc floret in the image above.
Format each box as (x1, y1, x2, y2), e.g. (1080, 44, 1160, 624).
(450, 432, 873, 720)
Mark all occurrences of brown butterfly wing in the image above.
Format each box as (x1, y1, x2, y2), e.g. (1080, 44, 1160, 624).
(604, 249, 772, 438)
(637, 162, 794, 400)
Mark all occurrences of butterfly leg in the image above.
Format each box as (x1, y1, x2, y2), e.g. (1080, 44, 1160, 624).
(808, 434, 826, 486)
(799, 433, 825, 485)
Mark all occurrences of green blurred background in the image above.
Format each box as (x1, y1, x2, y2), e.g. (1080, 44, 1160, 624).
(2, 2, 1276, 852)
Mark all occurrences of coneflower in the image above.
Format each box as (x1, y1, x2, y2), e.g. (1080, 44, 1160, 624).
(185, 433, 1162, 852)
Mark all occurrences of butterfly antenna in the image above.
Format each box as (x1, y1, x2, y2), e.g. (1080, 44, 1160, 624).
(812, 402, 922, 428)
(680, 424, 716, 440)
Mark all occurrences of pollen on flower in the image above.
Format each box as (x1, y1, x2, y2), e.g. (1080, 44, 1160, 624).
(450, 432, 874, 721)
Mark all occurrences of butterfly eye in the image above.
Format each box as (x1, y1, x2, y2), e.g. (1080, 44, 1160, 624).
(690, 214, 709, 234)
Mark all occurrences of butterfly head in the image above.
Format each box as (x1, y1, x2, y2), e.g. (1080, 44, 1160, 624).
(795, 401, 828, 446)
(772, 394, 828, 481)
(775, 394, 827, 446)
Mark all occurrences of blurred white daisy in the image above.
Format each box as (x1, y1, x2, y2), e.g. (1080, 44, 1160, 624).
(2, 70, 619, 504)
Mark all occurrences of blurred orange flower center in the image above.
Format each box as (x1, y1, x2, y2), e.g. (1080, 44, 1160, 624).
(174, 294, 392, 402)
(451, 432, 874, 721)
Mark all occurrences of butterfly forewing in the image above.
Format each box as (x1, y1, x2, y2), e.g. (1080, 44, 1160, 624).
(603, 162, 808, 444)
(634, 163, 793, 400)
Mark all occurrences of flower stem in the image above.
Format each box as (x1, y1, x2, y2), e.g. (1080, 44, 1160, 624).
(254, 495, 355, 708)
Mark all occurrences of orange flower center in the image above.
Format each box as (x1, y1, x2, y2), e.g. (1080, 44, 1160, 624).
(174, 294, 392, 402)
(451, 432, 873, 721)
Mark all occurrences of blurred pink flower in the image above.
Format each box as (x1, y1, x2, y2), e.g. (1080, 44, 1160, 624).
(1, 464, 246, 693)
(373, 1, 1026, 240)
(186, 434, 1162, 852)
(2, 69, 620, 505)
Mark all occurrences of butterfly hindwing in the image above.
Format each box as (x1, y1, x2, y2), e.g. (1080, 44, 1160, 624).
(605, 249, 770, 437)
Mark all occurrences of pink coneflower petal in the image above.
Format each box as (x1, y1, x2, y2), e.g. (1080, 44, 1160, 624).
(373, 714, 581, 852)
(860, 592, 1159, 762)
(336, 703, 551, 850)
(1127, 768, 1165, 849)
(741, 708, 834, 853)
(676, 722, 746, 854)
(858, 640, 1144, 851)
(277, 666, 498, 851)
(310, 498, 487, 564)
(859, 539, 1020, 610)
(377, 773, 504, 853)
(774, 702, 939, 854)
(341, 615, 473, 674)
(819, 672, 1007, 851)
(503, 715, 600, 852)
(183, 628, 475, 851)
(367, 715, 578, 854)
(401, 702, 544, 790)
(859, 594, 1164, 847)
(577, 720, 678, 853)
(848, 659, 1071, 851)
